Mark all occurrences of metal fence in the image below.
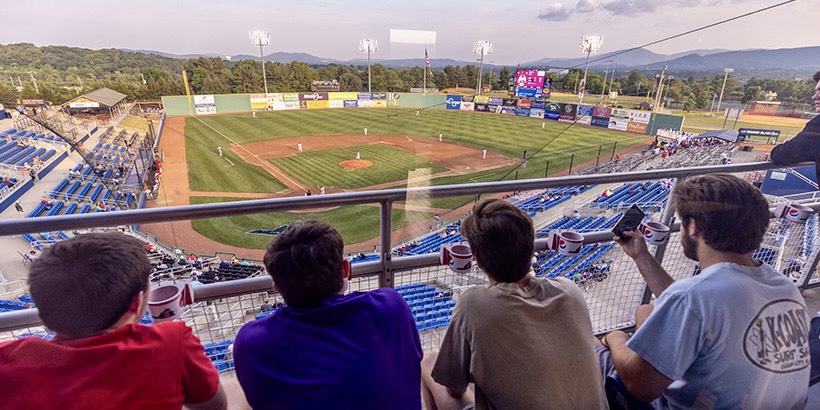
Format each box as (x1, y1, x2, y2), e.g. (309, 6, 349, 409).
(1, 160, 819, 355)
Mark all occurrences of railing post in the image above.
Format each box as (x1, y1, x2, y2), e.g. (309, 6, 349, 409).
(378, 199, 394, 289)
(641, 178, 678, 304)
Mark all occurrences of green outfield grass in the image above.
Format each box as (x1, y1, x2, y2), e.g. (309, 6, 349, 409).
(269, 145, 448, 189)
(193, 108, 641, 159)
(190, 196, 433, 249)
(184, 108, 648, 247)
(185, 118, 288, 193)
(674, 112, 807, 137)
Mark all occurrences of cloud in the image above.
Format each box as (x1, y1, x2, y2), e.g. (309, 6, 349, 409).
(537, 3, 572, 21)
(542, 0, 732, 19)
(575, 0, 599, 13)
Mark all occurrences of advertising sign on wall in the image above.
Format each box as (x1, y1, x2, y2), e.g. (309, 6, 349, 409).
(516, 99, 532, 109)
(299, 92, 328, 101)
(488, 97, 503, 106)
(283, 93, 300, 102)
(515, 108, 531, 117)
(328, 100, 345, 108)
(513, 69, 546, 99)
(460, 101, 475, 111)
(576, 105, 594, 125)
(329, 92, 358, 101)
(545, 102, 561, 121)
(475, 103, 490, 112)
(529, 109, 545, 119)
(343, 100, 358, 108)
(559, 103, 577, 122)
(446, 95, 462, 110)
(194, 95, 216, 114)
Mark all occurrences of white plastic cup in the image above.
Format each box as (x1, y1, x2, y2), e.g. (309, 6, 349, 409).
(147, 284, 185, 323)
(776, 204, 814, 224)
(640, 221, 671, 246)
(440, 243, 473, 274)
(553, 231, 584, 257)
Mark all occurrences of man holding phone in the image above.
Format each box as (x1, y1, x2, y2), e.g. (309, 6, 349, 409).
(598, 174, 809, 409)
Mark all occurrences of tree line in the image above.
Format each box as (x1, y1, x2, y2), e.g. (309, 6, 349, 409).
(0, 43, 815, 111)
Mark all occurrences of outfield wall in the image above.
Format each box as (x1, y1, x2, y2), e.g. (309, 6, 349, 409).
(161, 92, 685, 136)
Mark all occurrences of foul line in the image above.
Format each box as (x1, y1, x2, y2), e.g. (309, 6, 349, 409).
(193, 117, 305, 191)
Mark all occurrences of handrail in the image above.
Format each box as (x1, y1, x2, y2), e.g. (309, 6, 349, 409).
(1, 160, 816, 334)
(0, 161, 799, 236)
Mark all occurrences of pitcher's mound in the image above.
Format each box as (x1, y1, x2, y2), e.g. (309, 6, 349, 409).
(340, 160, 374, 169)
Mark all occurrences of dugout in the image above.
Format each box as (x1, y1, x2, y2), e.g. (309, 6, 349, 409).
(62, 87, 128, 121)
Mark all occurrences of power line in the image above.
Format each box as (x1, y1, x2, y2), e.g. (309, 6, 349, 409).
(578, 0, 798, 70)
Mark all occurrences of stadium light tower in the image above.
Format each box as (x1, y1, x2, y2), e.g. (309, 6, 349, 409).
(249, 30, 270, 95)
(578, 36, 603, 105)
(473, 40, 493, 96)
(717, 68, 734, 113)
(359, 39, 378, 93)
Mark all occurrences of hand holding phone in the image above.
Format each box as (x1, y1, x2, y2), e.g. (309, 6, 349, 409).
(612, 204, 646, 242)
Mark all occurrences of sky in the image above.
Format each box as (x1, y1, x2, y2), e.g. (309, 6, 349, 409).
(1, 0, 816, 65)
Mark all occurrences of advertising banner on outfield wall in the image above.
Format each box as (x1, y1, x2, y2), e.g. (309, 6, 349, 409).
(358, 100, 372, 108)
(446, 95, 462, 110)
(530, 108, 545, 119)
(283, 93, 300, 102)
(545, 102, 561, 121)
(328, 100, 345, 108)
(372, 100, 387, 107)
(460, 101, 475, 111)
(343, 100, 358, 108)
(592, 106, 611, 118)
(628, 110, 651, 124)
(250, 93, 268, 110)
(306, 100, 329, 109)
(488, 97, 503, 106)
(576, 105, 593, 125)
(609, 108, 630, 131)
(299, 92, 328, 101)
(591, 117, 610, 128)
(475, 96, 490, 104)
(358, 93, 372, 100)
(329, 92, 359, 101)
(559, 103, 577, 122)
(627, 121, 648, 134)
(372, 93, 387, 100)
(194, 95, 216, 114)
(515, 108, 531, 117)
(462, 96, 474, 103)
(517, 99, 532, 108)
(475, 103, 490, 112)
(531, 101, 546, 110)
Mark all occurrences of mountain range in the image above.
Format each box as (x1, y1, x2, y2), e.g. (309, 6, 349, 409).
(121, 46, 820, 79)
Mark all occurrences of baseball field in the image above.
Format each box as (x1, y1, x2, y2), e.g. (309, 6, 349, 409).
(143, 108, 649, 256)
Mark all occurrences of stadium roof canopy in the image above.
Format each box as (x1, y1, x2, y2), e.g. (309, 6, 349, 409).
(67, 88, 127, 107)
(695, 129, 739, 142)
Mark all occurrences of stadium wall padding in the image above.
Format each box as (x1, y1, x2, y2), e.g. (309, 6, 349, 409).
(647, 113, 685, 136)
(214, 94, 251, 114)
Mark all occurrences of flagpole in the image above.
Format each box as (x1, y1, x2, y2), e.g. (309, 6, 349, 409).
(423, 46, 427, 95)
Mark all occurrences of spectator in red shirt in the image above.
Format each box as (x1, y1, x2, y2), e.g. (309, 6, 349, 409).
(0, 233, 228, 409)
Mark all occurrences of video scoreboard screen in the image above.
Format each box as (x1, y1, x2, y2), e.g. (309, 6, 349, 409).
(513, 69, 546, 99)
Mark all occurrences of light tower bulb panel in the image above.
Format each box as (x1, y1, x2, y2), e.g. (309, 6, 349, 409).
(249, 31, 270, 47)
(359, 39, 378, 52)
(473, 41, 493, 55)
(579, 36, 603, 53)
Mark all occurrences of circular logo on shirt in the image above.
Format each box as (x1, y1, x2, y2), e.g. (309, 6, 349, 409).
(742, 299, 809, 373)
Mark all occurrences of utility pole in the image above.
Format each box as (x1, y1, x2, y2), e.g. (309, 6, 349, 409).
(653, 65, 667, 113)
(717, 68, 734, 114)
(29, 71, 39, 94)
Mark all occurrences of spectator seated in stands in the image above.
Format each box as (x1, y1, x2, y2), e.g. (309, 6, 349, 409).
(233, 221, 422, 409)
(422, 199, 606, 409)
(597, 174, 809, 408)
(770, 71, 820, 181)
(0, 233, 229, 409)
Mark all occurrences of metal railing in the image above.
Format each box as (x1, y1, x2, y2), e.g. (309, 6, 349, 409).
(1, 160, 819, 338)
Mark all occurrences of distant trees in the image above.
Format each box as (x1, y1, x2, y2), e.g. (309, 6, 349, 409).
(0, 43, 815, 108)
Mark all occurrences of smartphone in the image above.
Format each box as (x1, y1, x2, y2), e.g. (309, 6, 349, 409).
(612, 204, 646, 242)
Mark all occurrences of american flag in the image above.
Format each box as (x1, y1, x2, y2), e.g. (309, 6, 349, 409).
(425, 48, 433, 76)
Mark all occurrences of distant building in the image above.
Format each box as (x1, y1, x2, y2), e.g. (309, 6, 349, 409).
(749, 100, 781, 114)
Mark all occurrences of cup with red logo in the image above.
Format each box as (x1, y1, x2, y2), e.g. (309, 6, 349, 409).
(549, 231, 584, 257)
(440, 242, 473, 274)
(639, 221, 670, 246)
(774, 203, 813, 224)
